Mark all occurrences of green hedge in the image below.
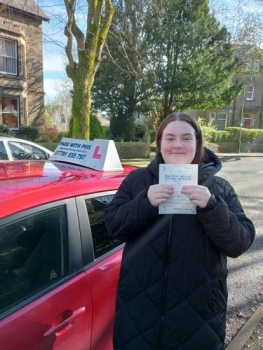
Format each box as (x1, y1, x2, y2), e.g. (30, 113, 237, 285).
(211, 127, 263, 143)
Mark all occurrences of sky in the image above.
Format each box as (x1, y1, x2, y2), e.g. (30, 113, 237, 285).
(40, 0, 262, 101)
(43, 52, 65, 99)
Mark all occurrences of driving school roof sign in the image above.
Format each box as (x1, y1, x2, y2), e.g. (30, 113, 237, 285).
(50, 138, 123, 171)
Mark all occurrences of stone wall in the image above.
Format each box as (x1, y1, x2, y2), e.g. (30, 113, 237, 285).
(0, 8, 45, 125)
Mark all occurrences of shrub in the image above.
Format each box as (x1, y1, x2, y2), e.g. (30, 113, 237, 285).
(0, 125, 13, 136)
(197, 117, 217, 143)
(110, 112, 135, 141)
(236, 128, 263, 143)
(37, 134, 51, 142)
(212, 130, 232, 143)
(148, 130, 156, 143)
(212, 127, 263, 143)
(44, 126, 59, 141)
(101, 125, 109, 139)
(35, 117, 59, 141)
(90, 113, 103, 140)
(134, 121, 148, 141)
(52, 132, 66, 142)
(16, 126, 39, 141)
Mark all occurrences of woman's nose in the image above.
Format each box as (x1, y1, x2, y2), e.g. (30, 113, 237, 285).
(173, 138, 183, 147)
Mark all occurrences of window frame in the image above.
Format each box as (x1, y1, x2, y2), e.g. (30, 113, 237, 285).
(217, 113, 227, 130)
(0, 198, 81, 320)
(76, 191, 124, 268)
(244, 60, 259, 73)
(246, 85, 254, 101)
(7, 140, 48, 160)
(0, 38, 18, 76)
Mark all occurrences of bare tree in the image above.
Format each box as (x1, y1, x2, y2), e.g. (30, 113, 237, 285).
(61, 0, 114, 139)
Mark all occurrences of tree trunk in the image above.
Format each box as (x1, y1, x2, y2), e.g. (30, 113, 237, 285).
(71, 57, 93, 139)
(64, 0, 115, 140)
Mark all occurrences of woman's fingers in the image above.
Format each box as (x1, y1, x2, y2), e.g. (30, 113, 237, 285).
(181, 185, 211, 208)
(148, 185, 174, 207)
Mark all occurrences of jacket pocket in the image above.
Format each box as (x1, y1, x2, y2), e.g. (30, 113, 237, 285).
(209, 278, 219, 316)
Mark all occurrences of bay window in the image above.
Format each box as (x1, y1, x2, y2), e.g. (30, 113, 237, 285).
(1, 97, 19, 129)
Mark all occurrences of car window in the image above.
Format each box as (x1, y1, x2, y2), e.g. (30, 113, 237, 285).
(85, 195, 122, 259)
(0, 141, 8, 160)
(0, 206, 69, 315)
(8, 141, 47, 160)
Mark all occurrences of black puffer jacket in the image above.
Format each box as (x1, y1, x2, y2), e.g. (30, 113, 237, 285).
(105, 149, 255, 350)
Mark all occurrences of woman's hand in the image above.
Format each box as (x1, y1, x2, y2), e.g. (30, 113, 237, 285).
(181, 185, 211, 209)
(147, 184, 174, 207)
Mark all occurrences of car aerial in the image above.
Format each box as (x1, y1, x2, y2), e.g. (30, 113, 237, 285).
(0, 136, 53, 161)
(0, 138, 137, 350)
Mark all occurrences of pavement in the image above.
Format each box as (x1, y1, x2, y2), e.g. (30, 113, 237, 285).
(122, 151, 263, 349)
(218, 152, 263, 349)
(225, 303, 263, 349)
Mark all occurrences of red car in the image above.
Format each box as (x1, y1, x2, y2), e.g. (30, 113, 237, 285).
(0, 157, 136, 350)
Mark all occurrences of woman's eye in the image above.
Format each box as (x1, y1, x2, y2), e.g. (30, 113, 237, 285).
(182, 136, 194, 141)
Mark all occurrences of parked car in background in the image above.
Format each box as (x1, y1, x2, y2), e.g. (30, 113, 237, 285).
(0, 136, 53, 161)
(0, 155, 137, 350)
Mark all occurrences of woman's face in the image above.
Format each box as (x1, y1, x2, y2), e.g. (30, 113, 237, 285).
(160, 120, 196, 164)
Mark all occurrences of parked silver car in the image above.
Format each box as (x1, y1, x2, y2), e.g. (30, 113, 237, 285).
(0, 136, 53, 161)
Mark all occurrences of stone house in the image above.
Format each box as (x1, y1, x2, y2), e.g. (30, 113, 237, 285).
(191, 60, 263, 130)
(0, 0, 49, 131)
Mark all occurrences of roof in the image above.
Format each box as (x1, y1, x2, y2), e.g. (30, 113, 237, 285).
(0, 0, 49, 21)
(0, 159, 136, 218)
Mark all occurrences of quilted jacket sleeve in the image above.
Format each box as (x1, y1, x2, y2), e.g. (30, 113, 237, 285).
(197, 179, 255, 258)
(105, 171, 159, 241)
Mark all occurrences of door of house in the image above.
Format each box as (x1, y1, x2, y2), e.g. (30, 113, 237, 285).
(243, 114, 252, 129)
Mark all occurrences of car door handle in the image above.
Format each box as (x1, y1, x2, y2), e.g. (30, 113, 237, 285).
(44, 307, 86, 338)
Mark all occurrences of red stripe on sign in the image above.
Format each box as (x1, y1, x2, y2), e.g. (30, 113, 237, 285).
(92, 146, 102, 159)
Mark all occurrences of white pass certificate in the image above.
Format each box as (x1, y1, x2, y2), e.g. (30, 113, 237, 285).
(159, 164, 198, 214)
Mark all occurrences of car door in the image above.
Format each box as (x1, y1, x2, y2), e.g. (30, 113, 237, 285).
(0, 199, 92, 350)
(77, 193, 124, 350)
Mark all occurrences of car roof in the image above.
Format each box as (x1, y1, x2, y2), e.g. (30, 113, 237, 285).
(0, 136, 37, 142)
(0, 159, 137, 219)
(0, 136, 53, 153)
(0, 136, 18, 140)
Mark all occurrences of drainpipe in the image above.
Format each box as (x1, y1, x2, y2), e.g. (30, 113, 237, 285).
(259, 87, 263, 129)
(232, 99, 236, 126)
(238, 86, 246, 153)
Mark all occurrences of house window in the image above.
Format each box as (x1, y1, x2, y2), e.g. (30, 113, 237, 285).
(246, 86, 254, 101)
(0, 38, 17, 75)
(243, 114, 252, 129)
(244, 60, 259, 73)
(217, 113, 227, 130)
(209, 112, 216, 125)
(1, 96, 19, 130)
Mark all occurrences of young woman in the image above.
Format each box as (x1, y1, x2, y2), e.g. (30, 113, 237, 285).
(105, 112, 255, 350)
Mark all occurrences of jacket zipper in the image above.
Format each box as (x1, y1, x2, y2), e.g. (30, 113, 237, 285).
(158, 215, 173, 349)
